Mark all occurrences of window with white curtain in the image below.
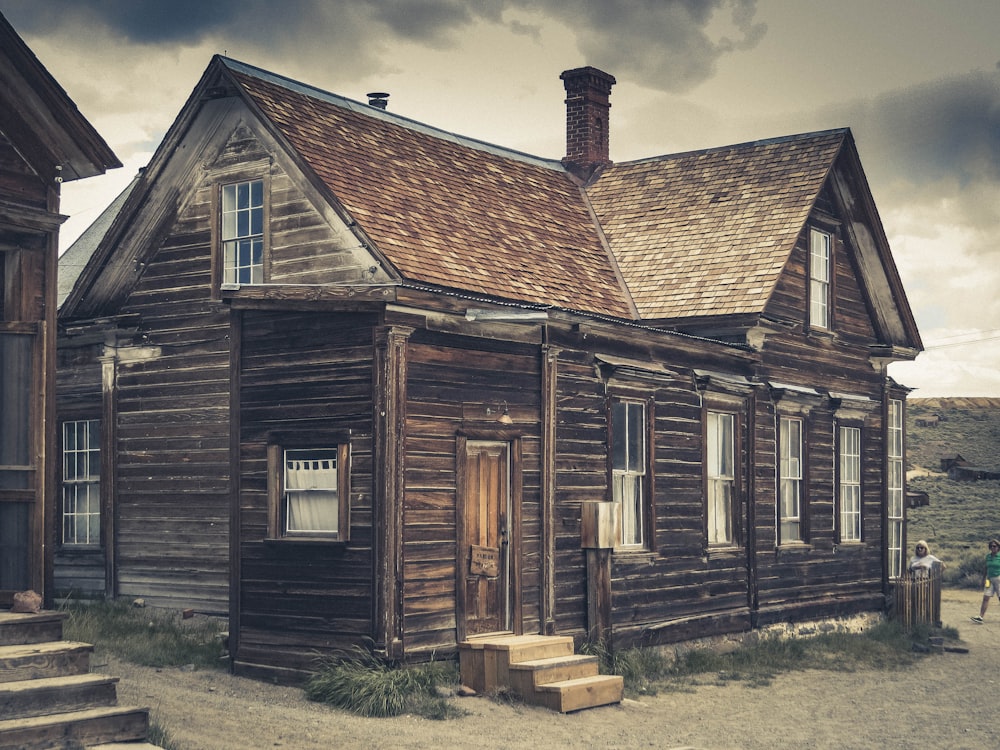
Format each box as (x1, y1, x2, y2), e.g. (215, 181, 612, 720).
(887, 399, 905, 577)
(284, 449, 339, 534)
(268, 440, 350, 541)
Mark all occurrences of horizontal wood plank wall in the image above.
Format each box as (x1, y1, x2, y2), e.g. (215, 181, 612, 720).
(753, 218, 888, 625)
(236, 310, 376, 675)
(112, 183, 232, 613)
(404, 332, 543, 654)
(550, 338, 756, 648)
(54, 339, 106, 598)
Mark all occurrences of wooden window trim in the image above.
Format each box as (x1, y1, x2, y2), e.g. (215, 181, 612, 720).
(608, 395, 655, 553)
(58, 417, 103, 549)
(807, 226, 834, 333)
(211, 171, 271, 300)
(703, 405, 743, 551)
(777, 414, 810, 547)
(835, 422, 864, 545)
(266, 433, 351, 543)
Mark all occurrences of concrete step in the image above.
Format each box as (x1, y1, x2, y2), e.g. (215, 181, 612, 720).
(0, 706, 150, 750)
(533, 674, 624, 713)
(0, 640, 93, 683)
(0, 672, 120, 720)
(508, 653, 600, 698)
(0, 611, 67, 646)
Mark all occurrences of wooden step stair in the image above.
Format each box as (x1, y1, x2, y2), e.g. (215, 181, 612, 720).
(0, 610, 157, 749)
(459, 633, 623, 713)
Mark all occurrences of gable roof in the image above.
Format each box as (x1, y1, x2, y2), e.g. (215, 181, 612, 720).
(61, 56, 920, 354)
(0, 12, 120, 182)
(587, 131, 846, 320)
(228, 60, 634, 319)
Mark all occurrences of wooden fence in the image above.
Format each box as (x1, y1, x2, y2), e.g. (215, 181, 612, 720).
(893, 565, 942, 629)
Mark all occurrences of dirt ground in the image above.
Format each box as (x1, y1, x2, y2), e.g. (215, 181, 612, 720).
(102, 587, 1000, 750)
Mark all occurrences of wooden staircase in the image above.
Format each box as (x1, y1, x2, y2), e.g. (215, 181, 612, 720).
(0, 610, 156, 749)
(459, 634, 623, 713)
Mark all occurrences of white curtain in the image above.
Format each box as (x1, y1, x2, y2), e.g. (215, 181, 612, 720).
(285, 455, 338, 533)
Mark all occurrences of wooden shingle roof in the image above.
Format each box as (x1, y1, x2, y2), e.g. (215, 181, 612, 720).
(587, 131, 846, 321)
(230, 63, 634, 319)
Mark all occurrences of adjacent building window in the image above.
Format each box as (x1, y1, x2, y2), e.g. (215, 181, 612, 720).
(267, 442, 350, 541)
(779, 416, 804, 543)
(222, 179, 264, 285)
(62, 419, 101, 546)
(809, 228, 831, 329)
(887, 399, 905, 577)
(706, 411, 736, 545)
(838, 425, 862, 542)
(611, 399, 648, 549)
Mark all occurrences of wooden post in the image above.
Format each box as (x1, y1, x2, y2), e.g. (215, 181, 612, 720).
(581, 501, 617, 644)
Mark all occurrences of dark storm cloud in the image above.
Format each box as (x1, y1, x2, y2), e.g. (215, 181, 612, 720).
(824, 69, 1000, 237)
(521, 0, 766, 91)
(4, 0, 764, 92)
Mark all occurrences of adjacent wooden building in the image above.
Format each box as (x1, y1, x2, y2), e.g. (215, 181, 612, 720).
(0, 12, 119, 606)
(57, 58, 921, 681)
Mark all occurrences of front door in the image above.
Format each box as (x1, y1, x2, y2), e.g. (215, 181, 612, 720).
(459, 440, 511, 638)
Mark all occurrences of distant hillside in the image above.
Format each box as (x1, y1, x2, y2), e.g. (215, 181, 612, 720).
(908, 397, 1000, 471)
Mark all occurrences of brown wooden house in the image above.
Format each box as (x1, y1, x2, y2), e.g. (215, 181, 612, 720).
(0, 12, 119, 607)
(57, 58, 921, 681)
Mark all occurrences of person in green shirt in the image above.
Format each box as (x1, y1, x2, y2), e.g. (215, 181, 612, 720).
(971, 539, 1000, 623)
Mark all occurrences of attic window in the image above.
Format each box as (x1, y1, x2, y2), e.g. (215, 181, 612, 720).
(222, 179, 264, 285)
(808, 228, 831, 330)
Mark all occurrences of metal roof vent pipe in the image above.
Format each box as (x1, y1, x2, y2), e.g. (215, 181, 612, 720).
(367, 92, 389, 109)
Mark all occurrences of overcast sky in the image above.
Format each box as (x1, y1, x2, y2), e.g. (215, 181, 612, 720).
(6, 0, 1000, 397)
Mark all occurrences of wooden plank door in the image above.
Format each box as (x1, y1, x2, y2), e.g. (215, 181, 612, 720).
(460, 440, 511, 638)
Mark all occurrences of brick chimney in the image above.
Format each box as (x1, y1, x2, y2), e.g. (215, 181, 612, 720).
(560, 66, 616, 177)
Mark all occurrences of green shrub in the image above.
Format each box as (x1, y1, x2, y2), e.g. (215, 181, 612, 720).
(305, 649, 464, 719)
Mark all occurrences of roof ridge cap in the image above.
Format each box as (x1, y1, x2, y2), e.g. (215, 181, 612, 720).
(220, 56, 568, 172)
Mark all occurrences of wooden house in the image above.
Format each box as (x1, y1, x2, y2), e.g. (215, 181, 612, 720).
(57, 58, 921, 682)
(0, 12, 119, 606)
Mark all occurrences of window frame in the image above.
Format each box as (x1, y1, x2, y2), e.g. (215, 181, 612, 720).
(778, 415, 807, 545)
(705, 409, 741, 548)
(887, 398, 905, 578)
(266, 434, 350, 543)
(836, 423, 863, 544)
(60, 418, 102, 548)
(808, 226, 833, 331)
(609, 396, 654, 552)
(212, 173, 270, 296)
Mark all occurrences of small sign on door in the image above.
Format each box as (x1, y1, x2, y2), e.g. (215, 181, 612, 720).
(470, 545, 500, 577)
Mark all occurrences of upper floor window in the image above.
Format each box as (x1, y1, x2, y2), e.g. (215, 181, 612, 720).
(838, 425, 862, 542)
(222, 179, 264, 285)
(611, 399, 649, 549)
(62, 419, 101, 546)
(706, 410, 737, 545)
(779, 416, 804, 544)
(809, 228, 831, 329)
(268, 441, 350, 542)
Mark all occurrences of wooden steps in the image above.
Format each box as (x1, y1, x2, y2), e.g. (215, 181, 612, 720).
(0, 610, 157, 749)
(459, 634, 623, 713)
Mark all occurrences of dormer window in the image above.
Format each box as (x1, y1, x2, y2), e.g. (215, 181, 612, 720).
(222, 179, 264, 285)
(809, 228, 831, 329)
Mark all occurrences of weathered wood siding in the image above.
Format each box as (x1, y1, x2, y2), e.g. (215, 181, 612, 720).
(53, 338, 106, 598)
(112, 184, 231, 611)
(404, 332, 544, 654)
(235, 309, 376, 675)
